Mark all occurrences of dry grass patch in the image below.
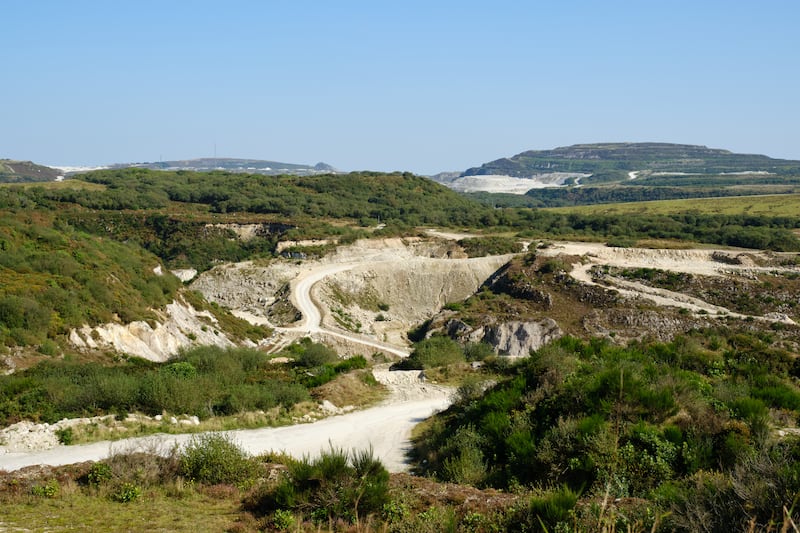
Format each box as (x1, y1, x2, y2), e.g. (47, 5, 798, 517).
(312, 370, 387, 408)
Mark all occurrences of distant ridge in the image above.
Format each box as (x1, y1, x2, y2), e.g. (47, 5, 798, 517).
(0, 159, 63, 183)
(110, 157, 338, 176)
(461, 142, 799, 181)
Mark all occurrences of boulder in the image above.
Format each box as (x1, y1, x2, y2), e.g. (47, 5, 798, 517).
(481, 319, 562, 356)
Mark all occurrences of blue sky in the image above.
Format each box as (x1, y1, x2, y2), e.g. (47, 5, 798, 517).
(2, 1, 799, 174)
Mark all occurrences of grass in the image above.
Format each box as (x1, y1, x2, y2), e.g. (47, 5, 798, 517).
(311, 370, 388, 408)
(62, 402, 320, 444)
(0, 486, 243, 532)
(546, 193, 800, 217)
(0, 179, 107, 191)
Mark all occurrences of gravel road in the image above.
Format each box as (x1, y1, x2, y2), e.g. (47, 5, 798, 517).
(0, 378, 450, 473)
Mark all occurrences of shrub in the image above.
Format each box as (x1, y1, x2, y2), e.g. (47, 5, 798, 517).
(442, 441, 487, 486)
(55, 427, 74, 445)
(87, 462, 113, 486)
(256, 446, 389, 524)
(443, 302, 463, 311)
(403, 336, 465, 369)
(464, 341, 494, 362)
(110, 482, 142, 503)
(30, 479, 59, 498)
(523, 485, 580, 531)
(37, 339, 59, 356)
(179, 433, 257, 487)
(290, 340, 338, 368)
(272, 509, 295, 530)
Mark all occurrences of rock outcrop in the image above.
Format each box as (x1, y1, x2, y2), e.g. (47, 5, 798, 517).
(319, 255, 511, 346)
(68, 300, 241, 362)
(480, 319, 563, 356)
(435, 317, 562, 356)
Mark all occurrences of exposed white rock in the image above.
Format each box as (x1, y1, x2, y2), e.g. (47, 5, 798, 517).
(68, 300, 240, 362)
(480, 319, 563, 356)
(0, 421, 60, 452)
(276, 239, 335, 253)
(171, 268, 198, 282)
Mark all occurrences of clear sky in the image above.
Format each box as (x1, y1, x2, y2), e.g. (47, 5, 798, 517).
(2, 0, 799, 174)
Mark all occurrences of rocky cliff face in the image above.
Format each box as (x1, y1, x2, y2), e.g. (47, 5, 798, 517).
(68, 300, 242, 362)
(480, 319, 563, 356)
(319, 255, 512, 346)
(431, 317, 562, 356)
(191, 260, 304, 325)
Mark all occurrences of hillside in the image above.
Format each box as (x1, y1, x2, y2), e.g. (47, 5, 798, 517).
(0, 159, 62, 183)
(462, 142, 800, 181)
(445, 143, 800, 207)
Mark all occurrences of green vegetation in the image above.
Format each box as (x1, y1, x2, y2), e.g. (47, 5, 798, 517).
(249, 446, 390, 525)
(547, 192, 800, 217)
(458, 235, 524, 257)
(0, 210, 182, 348)
(393, 336, 466, 370)
(0, 340, 378, 436)
(59, 168, 491, 227)
(469, 185, 800, 208)
(1, 443, 528, 532)
(511, 209, 800, 251)
(411, 332, 800, 530)
(179, 433, 259, 486)
(0, 346, 313, 425)
(282, 337, 368, 388)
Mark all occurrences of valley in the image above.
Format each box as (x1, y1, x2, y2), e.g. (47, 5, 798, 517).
(4, 236, 798, 472)
(1, 154, 800, 531)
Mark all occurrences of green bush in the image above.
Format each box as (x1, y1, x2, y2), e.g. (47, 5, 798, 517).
(524, 485, 580, 531)
(394, 336, 465, 370)
(411, 333, 800, 496)
(110, 482, 142, 503)
(0, 346, 311, 425)
(179, 433, 258, 487)
(30, 479, 59, 498)
(55, 427, 74, 445)
(37, 339, 59, 356)
(256, 446, 390, 524)
(87, 462, 113, 486)
(272, 509, 295, 530)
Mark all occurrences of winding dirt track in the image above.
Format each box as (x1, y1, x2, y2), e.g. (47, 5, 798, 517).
(0, 255, 448, 473)
(283, 262, 411, 357)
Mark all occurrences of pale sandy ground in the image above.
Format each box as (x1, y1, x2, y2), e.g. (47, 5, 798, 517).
(538, 242, 797, 323)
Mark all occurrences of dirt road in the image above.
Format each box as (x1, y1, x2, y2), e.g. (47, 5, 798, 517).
(0, 368, 450, 473)
(540, 242, 797, 324)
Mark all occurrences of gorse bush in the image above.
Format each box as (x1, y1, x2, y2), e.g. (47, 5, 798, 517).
(253, 446, 390, 524)
(280, 338, 367, 387)
(411, 331, 800, 523)
(179, 433, 258, 487)
(0, 210, 182, 348)
(393, 336, 465, 370)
